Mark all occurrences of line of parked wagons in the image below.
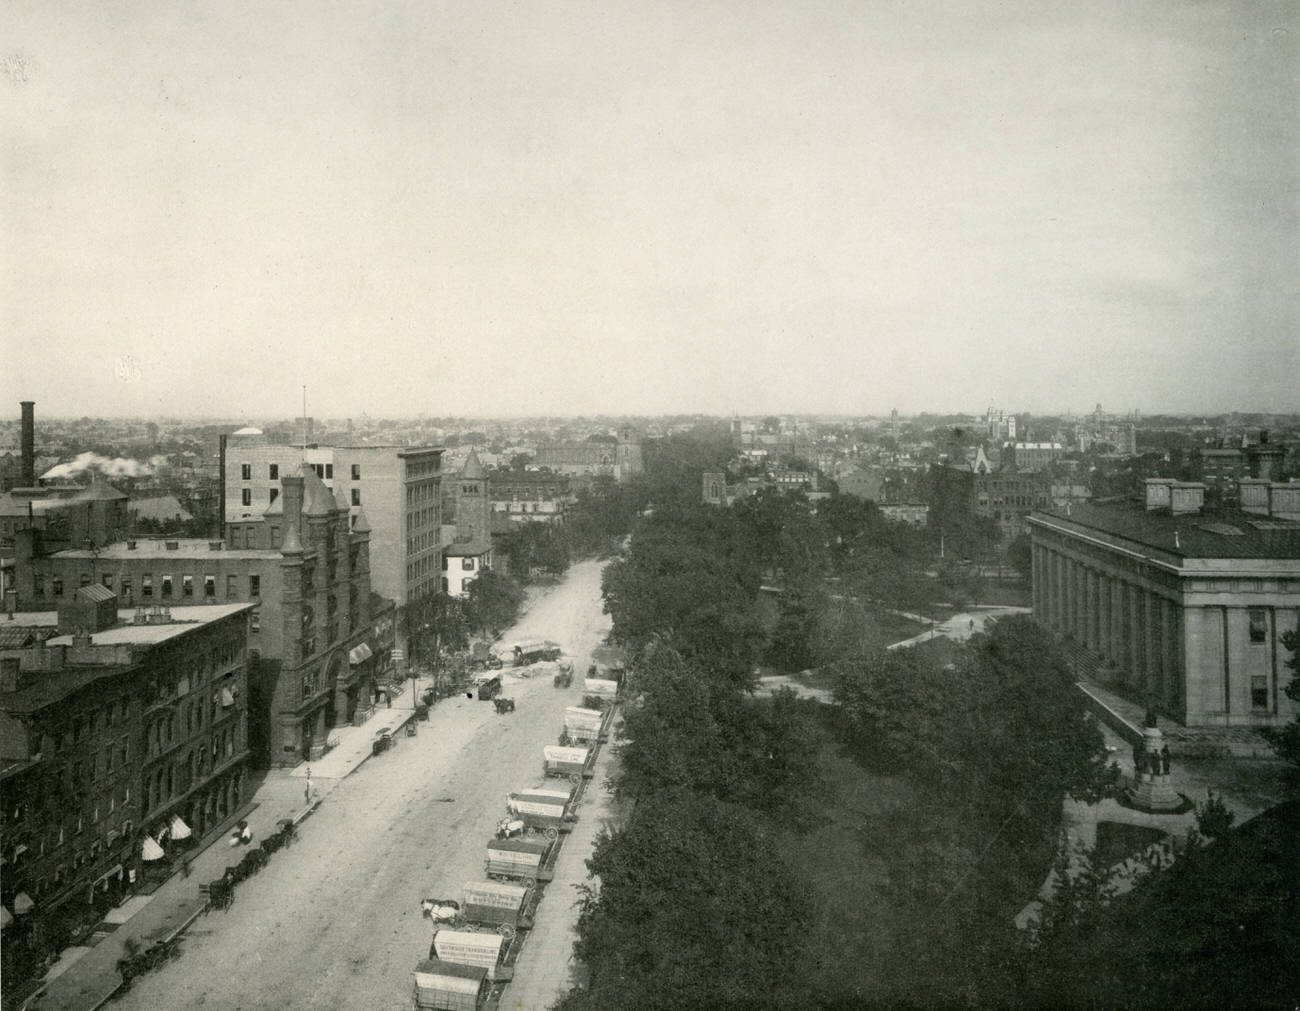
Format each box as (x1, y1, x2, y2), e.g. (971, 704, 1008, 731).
(411, 674, 618, 1010)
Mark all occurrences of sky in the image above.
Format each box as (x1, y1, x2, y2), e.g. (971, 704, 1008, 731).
(4, 1, 1298, 419)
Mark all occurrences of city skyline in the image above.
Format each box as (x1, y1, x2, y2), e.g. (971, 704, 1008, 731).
(5, 1, 1298, 418)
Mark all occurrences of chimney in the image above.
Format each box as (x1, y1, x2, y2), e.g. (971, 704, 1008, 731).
(20, 401, 35, 486)
(1, 657, 20, 693)
(218, 433, 228, 537)
(280, 473, 304, 554)
(1169, 481, 1206, 516)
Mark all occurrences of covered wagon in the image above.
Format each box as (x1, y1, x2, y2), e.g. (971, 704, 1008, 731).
(582, 678, 619, 709)
(562, 706, 605, 745)
(411, 958, 488, 1011)
(461, 879, 534, 938)
(542, 744, 593, 782)
(484, 836, 555, 886)
(506, 787, 574, 836)
(430, 928, 512, 982)
(509, 639, 563, 666)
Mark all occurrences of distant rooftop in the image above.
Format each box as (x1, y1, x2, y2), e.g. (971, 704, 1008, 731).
(52, 539, 277, 560)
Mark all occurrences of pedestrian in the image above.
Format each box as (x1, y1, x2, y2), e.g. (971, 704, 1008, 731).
(305, 767, 313, 804)
(1160, 744, 1171, 776)
(1133, 741, 1146, 781)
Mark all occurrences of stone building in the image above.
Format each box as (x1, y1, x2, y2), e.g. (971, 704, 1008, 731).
(0, 595, 252, 980)
(1028, 479, 1300, 728)
(13, 465, 384, 767)
(534, 427, 643, 481)
(489, 470, 571, 524)
(223, 430, 444, 610)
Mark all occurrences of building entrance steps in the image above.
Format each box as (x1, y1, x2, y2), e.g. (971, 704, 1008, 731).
(1075, 677, 1276, 758)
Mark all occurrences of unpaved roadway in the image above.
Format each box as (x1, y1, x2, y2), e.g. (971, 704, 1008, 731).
(112, 560, 610, 1011)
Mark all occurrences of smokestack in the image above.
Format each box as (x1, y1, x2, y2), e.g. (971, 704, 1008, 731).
(218, 434, 228, 537)
(20, 401, 35, 486)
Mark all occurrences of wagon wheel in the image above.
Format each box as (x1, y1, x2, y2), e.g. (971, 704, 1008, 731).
(544, 827, 559, 841)
(464, 922, 478, 933)
(568, 773, 581, 786)
(497, 923, 516, 940)
(523, 876, 537, 890)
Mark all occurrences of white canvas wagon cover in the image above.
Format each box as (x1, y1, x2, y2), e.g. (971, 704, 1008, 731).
(463, 879, 529, 910)
(564, 706, 603, 730)
(433, 929, 504, 975)
(412, 958, 486, 994)
(584, 678, 618, 697)
(487, 836, 550, 856)
(543, 745, 591, 767)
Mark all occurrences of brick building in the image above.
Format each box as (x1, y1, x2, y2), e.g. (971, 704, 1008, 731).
(534, 427, 643, 481)
(489, 470, 571, 524)
(0, 595, 252, 983)
(13, 466, 384, 767)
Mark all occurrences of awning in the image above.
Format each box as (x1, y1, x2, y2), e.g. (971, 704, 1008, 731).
(221, 687, 235, 707)
(13, 892, 34, 914)
(169, 815, 192, 840)
(349, 642, 373, 665)
(141, 836, 165, 861)
(1, 904, 11, 929)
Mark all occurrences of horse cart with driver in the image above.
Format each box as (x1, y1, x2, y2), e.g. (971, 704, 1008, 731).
(542, 744, 594, 783)
(484, 836, 556, 887)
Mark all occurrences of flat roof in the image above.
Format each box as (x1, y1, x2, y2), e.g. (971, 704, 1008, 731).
(13, 603, 254, 641)
(52, 539, 276, 560)
(1031, 503, 1300, 561)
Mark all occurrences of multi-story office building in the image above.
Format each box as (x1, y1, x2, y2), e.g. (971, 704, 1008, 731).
(0, 592, 252, 980)
(223, 429, 444, 610)
(1029, 478, 1300, 728)
(14, 466, 382, 767)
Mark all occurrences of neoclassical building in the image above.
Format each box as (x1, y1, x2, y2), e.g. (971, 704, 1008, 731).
(1028, 479, 1300, 728)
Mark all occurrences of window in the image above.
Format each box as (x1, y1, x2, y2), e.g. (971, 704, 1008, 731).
(269, 463, 279, 480)
(161, 575, 173, 597)
(240, 463, 251, 480)
(1248, 608, 1268, 644)
(462, 557, 475, 571)
(249, 574, 260, 598)
(351, 488, 361, 506)
(325, 463, 333, 479)
(242, 488, 252, 506)
(351, 464, 361, 480)
(226, 574, 237, 597)
(204, 575, 216, 598)
(121, 577, 132, 599)
(101, 573, 113, 587)
(1252, 676, 1270, 710)
(80, 573, 91, 587)
(182, 575, 194, 598)
(269, 487, 279, 503)
(142, 574, 152, 597)
(250, 613, 260, 632)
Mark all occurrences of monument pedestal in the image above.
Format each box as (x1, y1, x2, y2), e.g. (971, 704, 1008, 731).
(1127, 724, 1180, 812)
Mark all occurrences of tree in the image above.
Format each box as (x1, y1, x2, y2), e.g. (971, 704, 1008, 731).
(462, 570, 524, 636)
(556, 790, 812, 1011)
(1006, 533, 1032, 581)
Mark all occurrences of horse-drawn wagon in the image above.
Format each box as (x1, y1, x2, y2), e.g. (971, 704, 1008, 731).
(542, 744, 593, 783)
(581, 678, 619, 709)
(472, 673, 502, 701)
(562, 706, 605, 746)
(429, 928, 513, 982)
(509, 639, 563, 666)
(411, 957, 489, 1010)
(461, 880, 535, 938)
(484, 836, 556, 887)
(506, 787, 575, 837)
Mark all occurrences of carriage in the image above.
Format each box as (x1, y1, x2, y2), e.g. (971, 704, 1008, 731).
(461, 880, 535, 938)
(542, 744, 594, 783)
(582, 678, 619, 710)
(562, 706, 605, 746)
(411, 958, 489, 1010)
(473, 673, 502, 701)
(429, 928, 513, 982)
(484, 836, 556, 887)
(506, 787, 575, 836)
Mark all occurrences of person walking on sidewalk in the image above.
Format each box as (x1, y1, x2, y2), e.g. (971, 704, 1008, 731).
(305, 766, 313, 804)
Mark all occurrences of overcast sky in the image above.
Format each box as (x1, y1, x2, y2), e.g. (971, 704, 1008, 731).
(4, 1, 1297, 419)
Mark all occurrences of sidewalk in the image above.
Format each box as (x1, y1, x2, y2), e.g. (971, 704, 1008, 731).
(24, 675, 437, 1011)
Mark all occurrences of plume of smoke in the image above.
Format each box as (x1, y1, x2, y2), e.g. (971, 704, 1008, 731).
(41, 452, 157, 480)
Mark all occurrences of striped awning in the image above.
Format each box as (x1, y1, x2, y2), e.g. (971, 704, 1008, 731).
(169, 815, 192, 840)
(349, 642, 373, 665)
(141, 836, 165, 861)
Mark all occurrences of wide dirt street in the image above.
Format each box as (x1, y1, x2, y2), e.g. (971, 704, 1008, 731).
(113, 559, 611, 1011)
